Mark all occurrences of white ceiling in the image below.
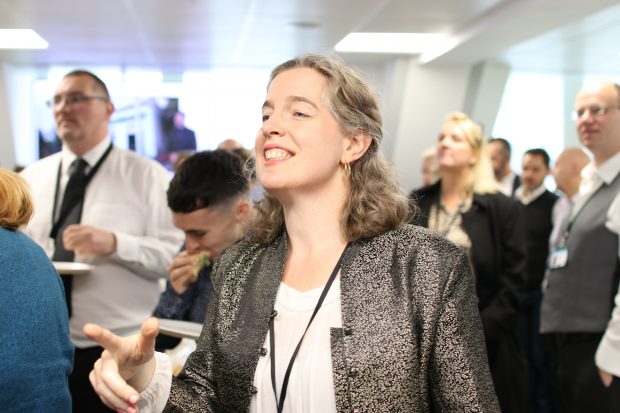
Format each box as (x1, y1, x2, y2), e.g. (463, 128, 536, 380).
(0, 0, 619, 74)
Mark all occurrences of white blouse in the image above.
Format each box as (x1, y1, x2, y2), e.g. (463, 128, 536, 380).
(250, 279, 341, 413)
(139, 280, 341, 413)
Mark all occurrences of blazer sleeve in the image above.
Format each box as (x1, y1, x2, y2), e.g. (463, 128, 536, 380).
(163, 259, 226, 412)
(430, 248, 500, 411)
(479, 196, 526, 340)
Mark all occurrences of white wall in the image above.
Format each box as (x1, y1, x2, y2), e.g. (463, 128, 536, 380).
(0, 65, 17, 170)
(0, 64, 40, 170)
(464, 61, 510, 136)
(391, 60, 473, 193)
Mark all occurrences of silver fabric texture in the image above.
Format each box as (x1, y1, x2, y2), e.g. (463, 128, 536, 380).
(164, 224, 499, 412)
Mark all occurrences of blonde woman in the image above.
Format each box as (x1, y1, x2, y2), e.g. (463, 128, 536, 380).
(85, 57, 498, 412)
(0, 168, 73, 411)
(411, 112, 527, 413)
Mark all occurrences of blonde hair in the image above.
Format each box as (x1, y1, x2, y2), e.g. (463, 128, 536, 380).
(442, 112, 500, 194)
(0, 168, 34, 230)
(251, 54, 411, 244)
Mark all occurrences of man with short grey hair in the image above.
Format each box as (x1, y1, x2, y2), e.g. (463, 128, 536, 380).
(541, 81, 620, 412)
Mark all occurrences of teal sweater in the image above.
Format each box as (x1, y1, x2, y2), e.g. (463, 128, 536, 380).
(0, 228, 73, 412)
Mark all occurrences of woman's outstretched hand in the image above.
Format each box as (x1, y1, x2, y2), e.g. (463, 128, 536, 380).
(84, 317, 160, 412)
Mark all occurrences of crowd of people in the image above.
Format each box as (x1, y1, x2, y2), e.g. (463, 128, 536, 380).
(0, 55, 619, 413)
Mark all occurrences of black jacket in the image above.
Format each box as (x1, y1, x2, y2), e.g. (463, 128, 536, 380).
(410, 181, 527, 413)
(519, 190, 558, 290)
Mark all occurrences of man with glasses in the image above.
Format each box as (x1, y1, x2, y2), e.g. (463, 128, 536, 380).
(21, 70, 183, 412)
(541, 81, 620, 412)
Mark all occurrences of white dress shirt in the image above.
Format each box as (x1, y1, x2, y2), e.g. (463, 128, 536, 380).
(515, 184, 547, 205)
(582, 151, 620, 377)
(139, 279, 341, 413)
(498, 171, 517, 196)
(548, 194, 578, 251)
(21, 137, 183, 347)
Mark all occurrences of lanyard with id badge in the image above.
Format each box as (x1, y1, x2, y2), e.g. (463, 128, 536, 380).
(549, 186, 602, 270)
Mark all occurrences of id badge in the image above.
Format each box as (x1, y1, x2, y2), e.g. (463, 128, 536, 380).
(549, 247, 568, 269)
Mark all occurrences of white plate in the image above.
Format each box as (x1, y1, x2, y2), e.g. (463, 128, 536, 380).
(158, 319, 203, 340)
(53, 261, 94, 275)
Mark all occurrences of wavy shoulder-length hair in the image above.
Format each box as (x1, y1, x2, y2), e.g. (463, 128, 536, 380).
(251, 54, 411, 244)
(0, 168, 34, 231)
(442, 112, 500, 195)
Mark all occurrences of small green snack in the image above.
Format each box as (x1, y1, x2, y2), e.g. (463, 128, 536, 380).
(192, 251, 211, 276)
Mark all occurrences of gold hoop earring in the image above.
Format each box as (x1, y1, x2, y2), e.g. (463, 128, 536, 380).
(341, 162, 351, 179)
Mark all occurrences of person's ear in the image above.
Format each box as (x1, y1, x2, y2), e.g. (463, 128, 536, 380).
(468, 149, 479, 167)
(234, 199, 251, 222)
(105, 101, 115, 118)
(342, 132, 372, 164)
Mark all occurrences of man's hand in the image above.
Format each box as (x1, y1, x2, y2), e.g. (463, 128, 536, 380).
(84, 318, 160, 412)
(599, 368, 614, 388)
(167, 251, 200, 294)
(63, 224, 117, 257)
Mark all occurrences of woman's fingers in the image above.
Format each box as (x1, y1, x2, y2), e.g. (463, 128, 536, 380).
(100, 355, 140, 408)
(84, 323, 126, 354)
(136, 317, 159, 358)
(90, 357, 137, 411)
(83, 322, 148, 409)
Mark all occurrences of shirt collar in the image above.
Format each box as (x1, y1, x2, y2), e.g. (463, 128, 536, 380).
(500, 171, 516, 186)
(515, 184, 547, 205)
(61, 137, 112, 175)
(497, 171, 516, 196)
(593, 150, 620, 185)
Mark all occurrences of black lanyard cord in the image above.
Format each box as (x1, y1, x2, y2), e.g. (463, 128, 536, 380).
(558, 184, 605, 247)
(269, 244, 349, 413)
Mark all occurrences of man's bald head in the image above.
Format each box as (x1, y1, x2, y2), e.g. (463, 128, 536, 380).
(553, 147, 590, 197)
(574, 81, 620, 165)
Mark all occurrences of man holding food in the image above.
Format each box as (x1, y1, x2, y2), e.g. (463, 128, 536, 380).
(153, 150, 253, 336)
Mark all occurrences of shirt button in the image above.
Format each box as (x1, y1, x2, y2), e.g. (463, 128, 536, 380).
(348, 367, 358, 378)
(270, 310, 278, 318)
(250, 385, 258, 394)
(343, 326, 353, 336)
(260, 347, 268, 356)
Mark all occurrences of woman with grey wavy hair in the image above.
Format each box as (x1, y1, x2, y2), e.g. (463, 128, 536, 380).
(85, 55, 498, 413)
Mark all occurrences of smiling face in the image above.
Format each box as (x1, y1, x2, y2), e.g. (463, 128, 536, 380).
(574, 82, 620, 163)
(256, 68, 348, 197)
(53, 74, 114, 154)
(436, 122, 478, 172)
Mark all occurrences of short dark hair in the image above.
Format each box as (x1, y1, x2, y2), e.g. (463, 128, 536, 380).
(64, 69, 111, 99)
(524, 148, 551, 168)
(167, 150, 248, 213)
(488, 137, 511, 156)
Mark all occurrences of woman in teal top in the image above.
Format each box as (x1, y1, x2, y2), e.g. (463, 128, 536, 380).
(0, 168, 73, 412)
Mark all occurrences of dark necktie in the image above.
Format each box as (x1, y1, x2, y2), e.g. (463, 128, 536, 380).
(52, 158, 89, 317)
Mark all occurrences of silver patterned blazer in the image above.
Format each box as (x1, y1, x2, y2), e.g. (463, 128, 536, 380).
(164, 224, 500, 412)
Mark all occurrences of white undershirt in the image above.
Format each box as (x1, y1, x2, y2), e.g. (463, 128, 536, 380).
(250, 279, 341, 413)
(139, 280, 341, 413)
